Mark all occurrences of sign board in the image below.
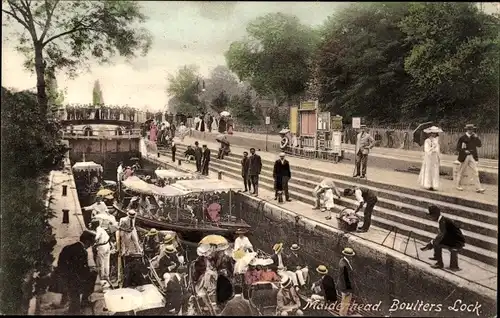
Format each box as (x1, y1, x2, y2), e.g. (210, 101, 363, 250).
(331, 115, 343, 131)
(317, 112, 331, 131)
(300, 101, 316, 110)
(352, 117, 361, 129)
(289, 106, 298, 134)
(265, 116, 270, 125)
(331, 131, 342, 154)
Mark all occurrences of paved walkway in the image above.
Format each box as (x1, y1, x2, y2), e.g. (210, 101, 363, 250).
(149, 151, 497, 295)
(178, 136, 498, 205)
(218, 130, 499, 170)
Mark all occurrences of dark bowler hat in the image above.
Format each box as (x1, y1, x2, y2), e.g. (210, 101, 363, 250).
(427, 205, 441, 216)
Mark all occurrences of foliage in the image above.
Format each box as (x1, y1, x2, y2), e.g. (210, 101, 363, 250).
(204, 65, 241, 113)
(225, 12, 319, 102)
(92, 80, 104, 105)
(399, 2, 500, 128)
(228, 90, 259, 125)
(0, 87, 60, 314)
(45, 68, 65, 111)
(2, 0, 152, 113)
(166, 65, 204, 116)
(211, 91, 230, 113)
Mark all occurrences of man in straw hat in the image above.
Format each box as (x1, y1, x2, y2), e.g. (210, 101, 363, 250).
(83, 196, 108, 219)
(343, 186, 378, 233)
(117, 209, 142, 285)
(286, 244, 308, 289)
(310, 265, 337, 302)
(277, 275, 303, 316)
(270, 243, 286, 271)
(158, 244, 180, 277)
(353, 124, 375, 178)
(455, 124, 485, 193)
(234, 228, 254, 253)
(91, 219, 111, 282)
(337, 247, 355, 316)
(143, 228, 160, 259)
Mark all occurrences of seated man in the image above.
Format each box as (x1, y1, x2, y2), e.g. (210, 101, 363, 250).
(143, 228, 160, 259)
(277, 276, 303, 316)
(164, 272, 184, 315)
(184, 145, 196, 162)
(310, 265, 337, 302)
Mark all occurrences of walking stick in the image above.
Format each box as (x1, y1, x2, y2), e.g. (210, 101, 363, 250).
(116, 231, 123, 288)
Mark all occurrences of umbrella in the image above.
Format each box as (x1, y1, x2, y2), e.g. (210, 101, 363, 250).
(220, 111, 230, 117)
(97, 189, 114, 197)
(104, 180, 117, 186)
(216, 134, 229, 145)
(412, 122, 433, 147)
(200, 234, 228, 246)
(103, 288, 143, 312)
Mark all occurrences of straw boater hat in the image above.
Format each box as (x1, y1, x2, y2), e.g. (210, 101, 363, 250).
(423, 126, 443, 134)
(127, 209, 137, 217)
(164, 244, 177, 254)
(279, 152, 286, 157)
(163, 234, 175, 244)
(316, 265, 328, 275)
(464, 124, 476, 130)
(273, 243, 283, 253)
(280, 275, 292, 288)
(235, 228, 247, 235)
(342, 247, 356, 257)
(197, 244, 212, 257)
(146, 228, 159, 236)
(290, 244, 300, 251)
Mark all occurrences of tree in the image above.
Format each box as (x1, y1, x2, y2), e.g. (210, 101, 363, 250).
(204, 65, 241, 113)
(2, 0, 152, 114)
(225, 13, 319, 106)
(45, 66, 65, 111)
(399, 2, 500, 128)
(166, 65, 204, 116)
(228, 90, 258, 125)
(92, 80, 104, 105)
(315, 2, 412, 124)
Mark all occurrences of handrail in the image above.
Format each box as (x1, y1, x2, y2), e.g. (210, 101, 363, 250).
(61, 128, 143, 138)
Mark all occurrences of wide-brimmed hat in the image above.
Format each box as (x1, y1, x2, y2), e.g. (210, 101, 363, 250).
(235, 228, 248, 235)
(164, 244, 177, 254)
(290, 244, 300, 251)
(316, 265, 328, 275)
(197, 244, 212, 257)
(163, 234, 175, 244)
(342, 247, 356, 257)
(146, 228, 159, 236)
(464, 124, 476, 130)
(423, 126, 443, 134)
(273, 243, 283, 253)
(280, 275, 292, 288)
(127, 209, 137, 216)
(261, 258, 274, 266)
(279, 152, 286, 157)
(359, 124, 367, 128)
(427, 205, 441, 217)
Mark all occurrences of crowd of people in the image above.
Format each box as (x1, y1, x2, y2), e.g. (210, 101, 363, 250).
(64, 104, 137, 121)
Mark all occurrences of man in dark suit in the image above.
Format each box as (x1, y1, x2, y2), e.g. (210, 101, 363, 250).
(220, 284, 256, 316)
(194, 141, 202, 172)
(57, 230, 98, 314)
(164, 273, 183, 315)
(337, 247, 355, 316)
(421, 205, 465, 271)
(201, 144, 211, 176)
(455, 124, 485, 193)
(311, 265, 337, 303)
(273, 152, 292, 202)
(241, 151, 252, 192)
(247, 148, 262, 196)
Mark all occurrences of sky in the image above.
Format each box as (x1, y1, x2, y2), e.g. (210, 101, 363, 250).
(2, 2, 498, 111)
(1, 1, 348, 111)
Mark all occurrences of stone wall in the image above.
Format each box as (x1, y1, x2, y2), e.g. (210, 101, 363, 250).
(235, 195, 496, 317)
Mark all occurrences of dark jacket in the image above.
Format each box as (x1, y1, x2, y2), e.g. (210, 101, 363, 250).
(435, 217, 466, 249)
(241, 157, 250, 177)
(194, 146, 202, 160)
(318, 274, 337, 302)
(164, 275, 183, 312)
(456, 134, 482, 162)
(273, 159, 291, 178)
(247, 154, 262, 176)
(184, 148, 196, 157)
(158, 253, 180, 276)
(202, 148, 211, 164)
(337, 257, 353, 293)
(220, 295, 255, 316)
(216, 275, 233, 305)
(57, 242, 90, 284)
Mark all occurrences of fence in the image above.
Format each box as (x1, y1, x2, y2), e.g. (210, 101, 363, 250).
(235, 124, 499, 159)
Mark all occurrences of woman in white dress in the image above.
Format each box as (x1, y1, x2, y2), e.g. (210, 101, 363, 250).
(418, 126, 443, 191)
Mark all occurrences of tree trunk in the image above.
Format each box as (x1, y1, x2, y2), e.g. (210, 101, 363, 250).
(34, 45, 48, 115)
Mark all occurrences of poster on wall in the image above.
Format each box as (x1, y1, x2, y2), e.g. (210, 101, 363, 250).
(331, 115, 343, 131)
(352, 117, 361, 129)
(317, 112, 331, 131)
(289, 106, 298, 134)
(331, 131, 342, 154)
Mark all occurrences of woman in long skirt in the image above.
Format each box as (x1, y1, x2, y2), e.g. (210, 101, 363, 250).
(418, 126, 443, 190)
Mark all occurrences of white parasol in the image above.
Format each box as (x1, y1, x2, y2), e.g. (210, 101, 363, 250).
(103, 288, 143, 312)
(220, 111, 230, 117)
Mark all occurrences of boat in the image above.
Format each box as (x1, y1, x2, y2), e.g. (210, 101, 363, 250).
(72, 160, 105, 225)
(248, 281, 280, 315)
(154, 168, 200, 185)
(113, 177, 251, 242)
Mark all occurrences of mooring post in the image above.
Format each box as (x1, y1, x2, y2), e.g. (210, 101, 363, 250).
(62, 185, 68, 196)
(178, 159, 182, 166)
(62, 209, 70, 224)
(218, 171, 222, 180)
(157, 152, 160, 158)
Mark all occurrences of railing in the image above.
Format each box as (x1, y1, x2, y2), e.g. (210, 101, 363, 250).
(56, 106, 177, 124)
(61, 128, 142, 139)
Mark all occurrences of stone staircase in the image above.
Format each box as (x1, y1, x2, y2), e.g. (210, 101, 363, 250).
(160, 145, 498, 266)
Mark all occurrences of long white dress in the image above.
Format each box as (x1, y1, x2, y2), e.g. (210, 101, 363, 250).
(418, 137, 440, 189)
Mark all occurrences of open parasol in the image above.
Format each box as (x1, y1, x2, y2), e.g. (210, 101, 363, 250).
(103, 288, 143, 312)
(220, 111, 230, 117)
(412, 122, 433, 147)
(200, 234, 228, 246)
(97, 188, 114, 197)
(215, 134, 229, 145)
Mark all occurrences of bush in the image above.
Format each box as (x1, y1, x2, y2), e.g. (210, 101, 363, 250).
(0, 87, 63, 314)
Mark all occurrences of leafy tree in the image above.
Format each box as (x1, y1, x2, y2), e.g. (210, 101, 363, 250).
(399, 2, 500, 128)
(315, 2, 412, 124)
(211, 91, 230, 113)
(45, 66, 65, 111)
(228, 90, 259, 125)
(1, 87, 62, 314)
(166, 65, 204, 116)
(204, 65, 241, 113)
(225, 13, 319, 106)
(2, 0, 152, 114)
(92, 80, 104, 105)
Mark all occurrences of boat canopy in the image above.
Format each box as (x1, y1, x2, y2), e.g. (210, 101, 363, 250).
(171, 179, 243, 193)
(122, 176, 186, 197)
(72, 161, 103, 173)
(154, 169, 197, 181)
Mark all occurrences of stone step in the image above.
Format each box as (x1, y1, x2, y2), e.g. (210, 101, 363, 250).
(168, 145, 497, 218)
(203, 159, 497, 266)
